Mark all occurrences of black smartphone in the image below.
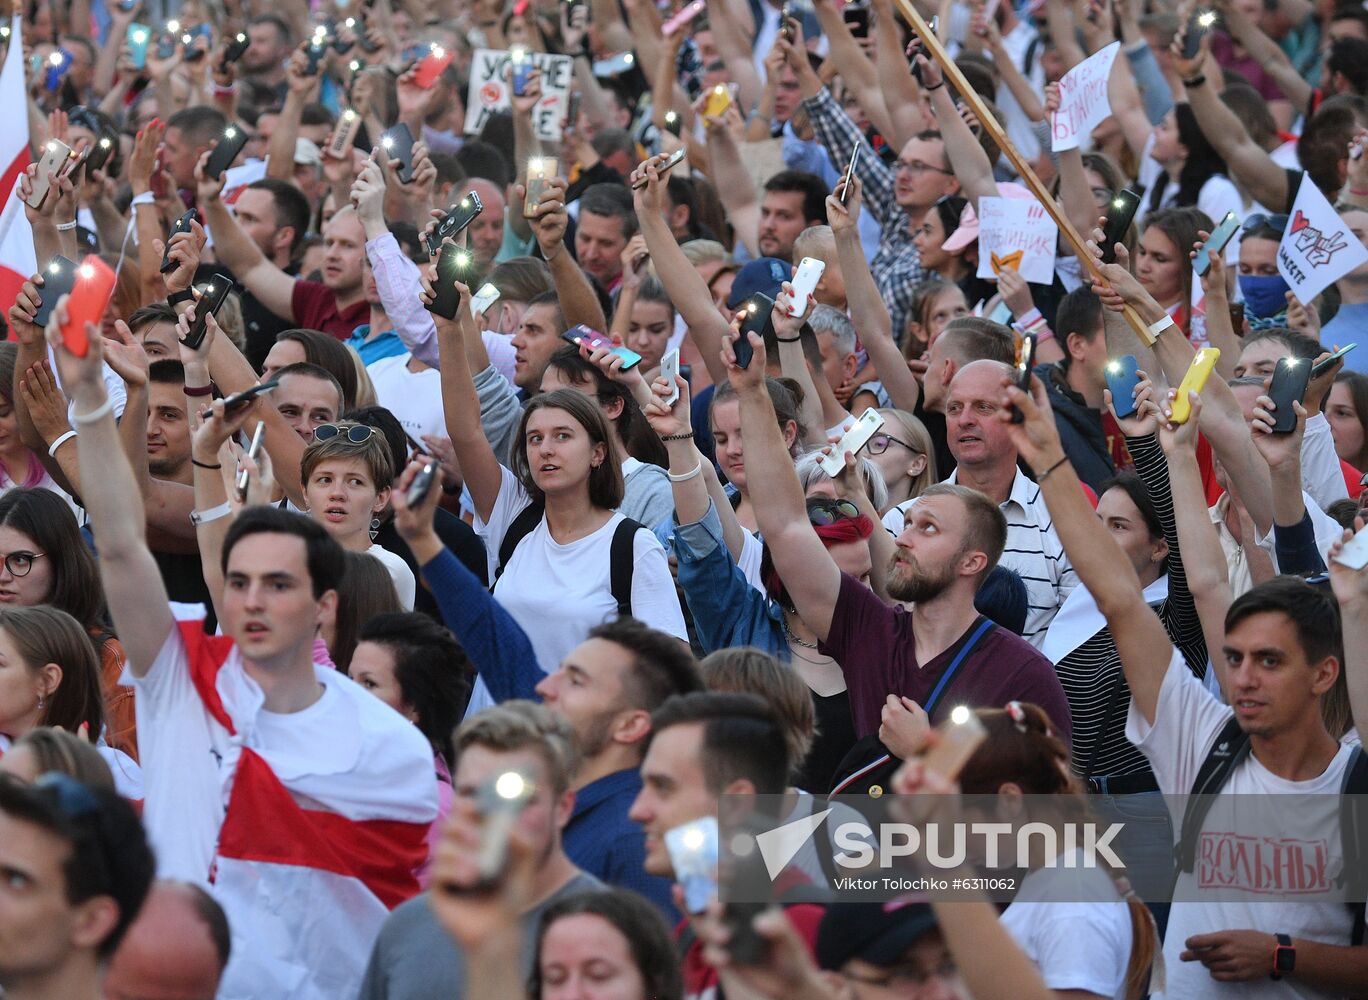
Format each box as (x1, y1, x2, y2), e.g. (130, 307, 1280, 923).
(1182, 8, 1217, 60)
(1268, 356, 1311, 434)
(843, 2, 870, 37)
(405, 459, 439, 507)
(84, 132, 116, 174)
(735, 293, 775, 369)
(427, 242, 470, 320)
(204, 124, 248, 180)
(1193, 211, 1240, 277)
(221, 377, 282, 413)
(156, 29, 177, 60)
(663, 109, 682, 137)
(1010, 334, 1037, 424)
(908, 16, 937, 81)
(424, 191, 484, 257)
(181, 274, 233, 350)
(160, 210, 198, 274)
(34, 255, 77, 328)
(382, 123, 416, 183)
(304, 37, 329, 75)
(222, 31, 249, 66)
(1100, 188, 1141, 266)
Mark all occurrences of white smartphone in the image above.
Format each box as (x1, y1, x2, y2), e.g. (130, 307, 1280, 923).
(1334, 524, 1368, 571)
(660, 348, 681, 407)
(819, 408, 885, 477)
(788, 257, 825, 316)
(470, 281, 501, 317)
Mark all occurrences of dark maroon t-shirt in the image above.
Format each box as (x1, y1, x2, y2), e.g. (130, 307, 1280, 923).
(819, 573, 1072, 741)
(290, 279, 369, 340)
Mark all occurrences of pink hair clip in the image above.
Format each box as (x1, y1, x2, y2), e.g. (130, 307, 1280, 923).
(1005, 701, 1028, 733)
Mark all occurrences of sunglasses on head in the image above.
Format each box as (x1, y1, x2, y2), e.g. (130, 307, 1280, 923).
(807, 498, 860, 526)
(1242, 213, 1289, 236)
(313, 423, 378, 444)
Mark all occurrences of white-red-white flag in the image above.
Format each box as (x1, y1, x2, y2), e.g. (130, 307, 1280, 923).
(0, 15, 35, 314)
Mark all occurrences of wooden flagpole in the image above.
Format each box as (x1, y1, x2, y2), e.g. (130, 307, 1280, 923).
(891, 0, 1156, 345)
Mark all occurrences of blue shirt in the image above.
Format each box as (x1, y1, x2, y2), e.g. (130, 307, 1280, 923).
(346, 326, 408, 366)
(563, 768, 676, 917)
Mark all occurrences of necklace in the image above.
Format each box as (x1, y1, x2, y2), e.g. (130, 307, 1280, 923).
(782, 614, 819, 649)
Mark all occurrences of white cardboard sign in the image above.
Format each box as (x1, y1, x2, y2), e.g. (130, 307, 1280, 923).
(1278, 172, 1368, 302)
(466, 49, 574, 141)
(975, 196, 1059, 286)
(1051, 41, 1120, 152)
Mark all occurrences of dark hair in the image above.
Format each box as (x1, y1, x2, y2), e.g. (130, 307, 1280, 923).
(147, 359, 185, 386)
(648, 692, 789, 795)
(1299, 95, 1368, 197)
(1225, 576, 1344, 669)
(665, 175, 701, 239)
(590, 127, 636, 161)
(579, 183, 638, 239)
(0, 489, 106, 631)
(1148, 104, 1228, 212)
(545, 347, 668, 467)
(762, 169, 829, 226)
(430, 151, 466, 191)
(357, 612, 473, 765)
(127, 303, 177, 335)
(246, 179, 311, 259)
(0, 773, 155, 959)
(248, 13, 293, 45)
(1219, 84, 1278, 149)
(300, 102, 336, 128)
(974, 564, 1028, 635)
(330, 550, 403, 673)
(526, 290, 567, 335)
(345, 405, 410, 491)
(1099, 471, 1167, 571)
(511, 389, 625, 509)
(1055, 287, 1104, 371)
(1329, 37, 1368, 97)
(222, 507, 346, 599)
(165, 106, 229, 146)
(455, 139, 513, 189)
(275, 361, 344, 413)
(274, 330, 359, 408)
(931, 195, 969, 245)
(588, 617, 704, 714)
(1243, 327, 1323, 363)
(711, 377, 808, 456)
(1333, 371, 1368, 469)
(529, 889, 682, 1000)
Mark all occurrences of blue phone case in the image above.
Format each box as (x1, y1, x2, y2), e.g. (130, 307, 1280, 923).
(44, 49, 72, 91)
(512, 61, 534, 96)
(1105, 355, 1142, 418)
(126, 24, 151, 69)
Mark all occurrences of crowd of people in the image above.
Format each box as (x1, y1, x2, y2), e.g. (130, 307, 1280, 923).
(1, 0, 1368, 997)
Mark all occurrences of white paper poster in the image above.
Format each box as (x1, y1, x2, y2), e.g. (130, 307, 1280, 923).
(1051, 41, 1120, 152)
(1278, 172, 1368, 302)
(976, 196, 1059, 286)
(466, 49, 574, 141)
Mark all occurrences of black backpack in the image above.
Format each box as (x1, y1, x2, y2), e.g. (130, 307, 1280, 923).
(493, 501, 642, 618)
(1174, 717, 1368, 945)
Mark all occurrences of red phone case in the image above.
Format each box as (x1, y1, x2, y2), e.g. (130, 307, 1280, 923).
(60, 256, 116, 358)
(414, 48, 453, 89)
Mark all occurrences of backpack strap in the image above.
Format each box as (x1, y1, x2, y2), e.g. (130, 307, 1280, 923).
(1174, 716, 1251, 874)
(1339, 744, 1368, 946)
(494, 501, 546, 584)
(609, 517, 644, 618)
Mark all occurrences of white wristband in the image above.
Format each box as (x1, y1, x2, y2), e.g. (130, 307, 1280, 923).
(190, 502, 233, 526)
(71, 397, 114, 425)
(47, 429, 77, 456)
(54, 219, 77, 231)
(1148, 314, 1176, 337)
(130, 191, 155, 207)
(668, 461, 703, 483)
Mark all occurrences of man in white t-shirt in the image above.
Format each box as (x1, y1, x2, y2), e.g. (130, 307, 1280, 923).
(60, 326, 437, 1000)
(368, 352, 446, 442)
(1004, 378, 1368, 998)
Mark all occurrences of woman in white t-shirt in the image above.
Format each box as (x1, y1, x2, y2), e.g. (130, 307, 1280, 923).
(454, 385, 686, 674)
(299, 422, 417, 610)
(958, 703, 1159, 1000)
(1142, 106, 1243, 229)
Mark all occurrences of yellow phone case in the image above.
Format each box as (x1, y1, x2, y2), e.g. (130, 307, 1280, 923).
(703, 85, 733, 119)
(1170, 347, 1220, 424)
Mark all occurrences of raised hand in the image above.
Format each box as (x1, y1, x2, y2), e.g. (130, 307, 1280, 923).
(826, 174, 862, 233)
(642, 372, 693, 439)
(17, 360, 71, 445)
(999, 372, 1066, 475)
(1157, 388, 1203, 454)
(154, 218, 207, 295)
(1103, 370, 1159, 438)
(102, 320, 151, 389)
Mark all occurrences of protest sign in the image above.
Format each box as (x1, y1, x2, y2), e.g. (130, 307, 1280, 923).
(1277, 172, 1368, 302)
(976, 196, 1059, 285)
(466, 49, 574, 141)
(1051, 41, 1120, 152)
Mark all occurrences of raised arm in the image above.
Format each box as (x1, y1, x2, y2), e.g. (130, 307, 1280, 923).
(773, 286, 840, 448)
(916, 56, 999, 207)
(703, 0, 763, 111)
(1329, 521, 1368, 756)
(52, 311, 173, 675)
(702, 109, 761, 259)
(265, 48, 318, 182)
(530, 175, 607, 333)
(1215, 0, 1308, 117)
(1002, 374, 1174, 724)
(730, 328, 842, 641)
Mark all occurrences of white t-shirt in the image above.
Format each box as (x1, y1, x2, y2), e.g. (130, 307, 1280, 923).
(1127, 649, 1358, 1000)
(476, 465, 687, 674)
(367, 543, 416, 610)
(1000, 855, 1134, 1000)
(366, 354, 446, 442)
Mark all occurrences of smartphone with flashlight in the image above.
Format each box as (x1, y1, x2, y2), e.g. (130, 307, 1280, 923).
(415, 45, 453, 88)
(510, 47, 535, 95)
(85, 133, 117, 174)
(591, 51, 636, 77)
(181, 274, 233, 350)
(1169, 347, 1221, 424)
(470, 282, 502, 318)
(660, 349, 681, 406)
(26, 140, 75, 210)
(160, 210, 198, 274)
(734, 293, 775, 369)
(1193, 211, 1239, 277)
(204, 124, 248, 180)
(631, 147, 686, 189)
(327, 108, 362, 160)
(427, 243, 473, 320)
(426, 191, 484, 257)
(702, 83, 734, 120)
(236, 422, 266, 502)
(662, 109, 683, 137)
(1009, 334, 1037, 424)
(663, 0, 706, 36)
(467, 770, 537, 887)
(1182, 8, 1218, 59)
(127, 23, 152, 69)
(222, 30, 249, 66)
(1267, 356, 1312, 434)
(59, 256, 116, 359)
(919, 706, 988, 782)
(381, 123, 416, 183)
(523, 157, 555, 217)
(1100, 188, 1141, 266)
(562, 325, 644, 369)
(33, 255, 77, 328)
(664, 817, 719, 915)
(1104, 355, 1142, 419)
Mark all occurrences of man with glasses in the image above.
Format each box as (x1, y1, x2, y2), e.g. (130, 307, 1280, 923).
(0, 772, 155, 1000)
(816, 901, 968, 1000)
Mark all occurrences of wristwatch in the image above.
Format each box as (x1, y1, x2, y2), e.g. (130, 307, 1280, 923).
(1271, 933, 1295, 980)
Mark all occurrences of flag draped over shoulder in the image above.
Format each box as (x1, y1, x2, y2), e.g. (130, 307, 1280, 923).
(0, 15, 35, 315)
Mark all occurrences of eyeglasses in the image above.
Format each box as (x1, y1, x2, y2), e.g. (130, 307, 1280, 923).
(807, 498, 860, 526)
(1242, 213, 1289, 235)
(313, 423, 379, 444)
(895, 159, 953, 175)
(844, 957, 960, 988)
(867, 432, 918, 456)
(0, 550, 44, 577)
